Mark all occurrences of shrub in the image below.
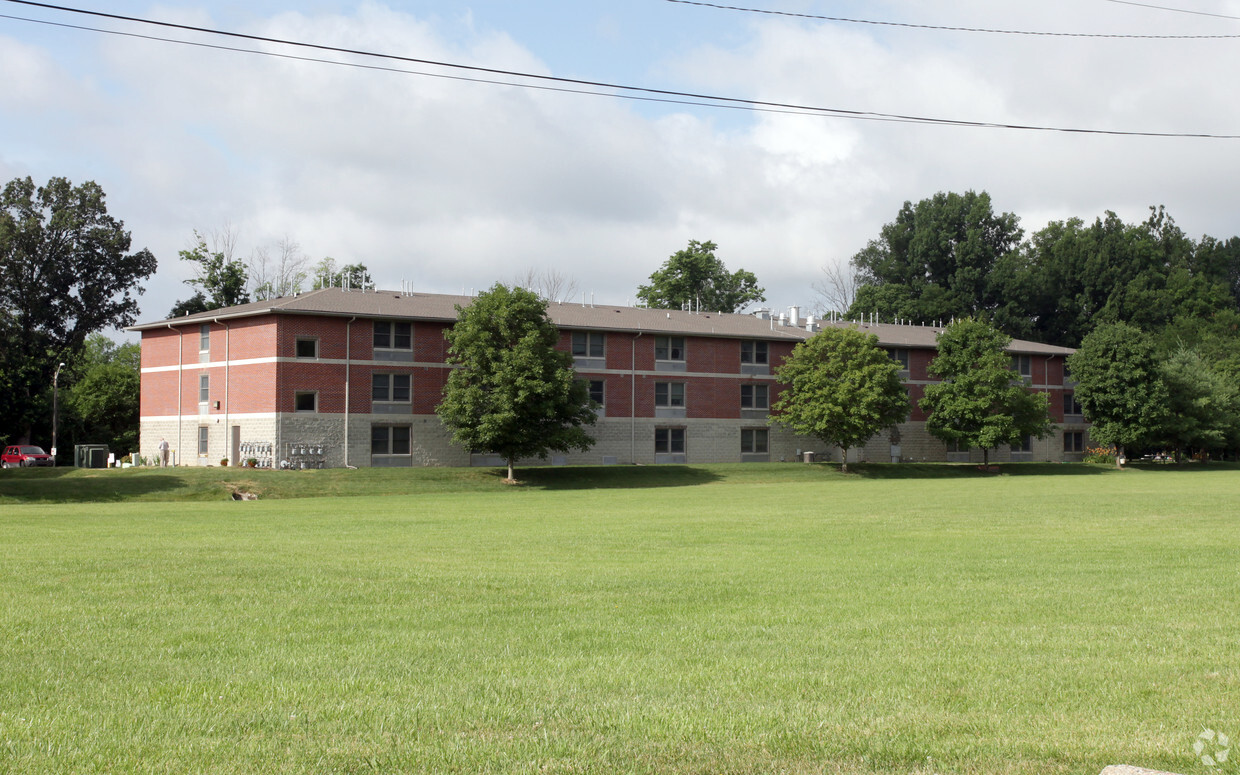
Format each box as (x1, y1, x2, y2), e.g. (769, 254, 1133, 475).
(1083, 446, 1116, 465)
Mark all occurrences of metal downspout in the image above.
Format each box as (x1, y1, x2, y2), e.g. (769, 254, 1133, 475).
(168, 322, 182, 466)
(631, 330, 642, 464)
(344, 316, 356, 467)
(215, 317, 230, 464)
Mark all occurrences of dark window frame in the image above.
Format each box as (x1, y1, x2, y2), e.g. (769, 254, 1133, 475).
(654, 382, 686, 408)
(372, 373, 412, 404)
(740, 383, 769, 410)
(740, 340, 769, 365)
(571, 331, 605, 358)
(655, 427, 686, 454)
(374, 321, 413, 351)
(890, 348, 910, 371)
(294, 391, 318, 413)
(654, 336, 685, 362)
(1063, 431, 1085, 453)
(371, 425, 412, 456)
(741, 428, 769, 454)
(1011, 354, 1032, 378)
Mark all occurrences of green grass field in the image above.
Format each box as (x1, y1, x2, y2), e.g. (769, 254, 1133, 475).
(1, 463, 1237, 774)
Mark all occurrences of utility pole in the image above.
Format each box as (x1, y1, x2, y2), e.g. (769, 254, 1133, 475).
(52, 362, 65, 467)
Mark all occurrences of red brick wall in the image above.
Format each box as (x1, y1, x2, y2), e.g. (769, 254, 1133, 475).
(141, 327, 182, 369)
(417, 323, 450, 363)
(140, 371, 179, 417)
(909, 349, 934, 381)
(769, 341, 796, 371)
(141, 312, 1072, 430)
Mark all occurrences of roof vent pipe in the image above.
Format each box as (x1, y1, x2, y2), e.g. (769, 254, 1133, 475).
(806, 314, 815, 332)
(789, 306, 800, 327)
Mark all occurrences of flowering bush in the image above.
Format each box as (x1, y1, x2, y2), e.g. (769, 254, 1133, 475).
(1083, 445, 1116, 464)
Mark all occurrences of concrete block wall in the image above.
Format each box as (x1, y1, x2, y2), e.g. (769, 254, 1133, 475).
(140, 416, 278, 467)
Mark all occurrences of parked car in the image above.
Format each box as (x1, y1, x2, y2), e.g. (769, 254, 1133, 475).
(1, 445, 54, 468)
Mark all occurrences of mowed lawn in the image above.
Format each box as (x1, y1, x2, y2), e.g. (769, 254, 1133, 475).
(1, 465, 1237, 774)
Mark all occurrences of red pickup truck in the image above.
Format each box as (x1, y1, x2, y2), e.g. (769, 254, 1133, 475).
(1, 445, 54, 468)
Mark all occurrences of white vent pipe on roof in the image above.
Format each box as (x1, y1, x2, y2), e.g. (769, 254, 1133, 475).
(789, 306, 800, 327)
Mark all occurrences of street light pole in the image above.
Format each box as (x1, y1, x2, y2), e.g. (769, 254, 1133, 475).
(52, 362, 64, 468)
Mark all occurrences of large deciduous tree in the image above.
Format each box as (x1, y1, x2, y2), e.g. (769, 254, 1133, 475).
(1156, 346, 1240, 459)
(1067, 322, 1170, 466)
(919, 318, 1051, 466)
(168, 230, 250, 317)
(993, 207, 1231, 348)
(436, 284, 596, 480)
(63, 334, 141, 453)
(249, 236, 309, 301)
(771, 326, 910, 472)
(0, 176, 156, 444)
(638, 240, 765, 313)
(848, 191, 1022, 325)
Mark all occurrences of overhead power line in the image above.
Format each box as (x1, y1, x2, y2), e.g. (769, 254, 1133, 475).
(1102, 0, 1240, 22)
(2, 0, 1238, 139)
(665, 0, 1240, 38)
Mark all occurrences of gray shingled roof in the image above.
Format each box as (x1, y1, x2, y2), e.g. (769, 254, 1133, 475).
(129, 287, 1073, 355)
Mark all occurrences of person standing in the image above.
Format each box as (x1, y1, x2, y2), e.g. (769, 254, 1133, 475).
(158, 437, 170, 467)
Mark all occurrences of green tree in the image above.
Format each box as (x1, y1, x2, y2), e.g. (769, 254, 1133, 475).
(919, 318, 1051, 466)
(168, 230, 249, 317)
(63, 334, 141, 453)
(311, 257, 372, 290)
(637, 240, 765, 313)
(0, 176, 156, 444)
(771, 327, 910, 472)
(848, 191, 1022, 325)
(1156, 346, 1240, 459)
(1066, 322, 1169, 466)
(436, 284, 596, 480)
(996, 207, 1230, 348)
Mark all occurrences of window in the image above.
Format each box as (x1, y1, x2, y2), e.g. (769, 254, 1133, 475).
(654, 336, 685, 361)
(946, 438, 968, 454)
(1063, 364, 1073, 384)
(588, 380, 605, 405)
(740, 340, 768, 365)
(374, 321, 412, 350)
(571, 332, 604, 358)
(1064, 431, 1084, 453)
(1011, 354, 1032, 377)
(655, 427, 685, 454)
(199, 324, 210, 352)
(889, 348, 910, 371)
(740, 384, 769, 410)
(296, 338, 318, 358)
(741, 428, 768, 454)
(371, 425, 411, 456)
(654, 382, 685, 407)
(372, 373, 411, 403)
(1064, 392, 1083, 416)
(1011, 435, 1032, 453)
(294, 391, 317, 413)
(198, 374, 209, 403)
(197, 426, 209, 456)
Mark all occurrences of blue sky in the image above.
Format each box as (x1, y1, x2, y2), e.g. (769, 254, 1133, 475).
(3, 0, 1239, 326)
